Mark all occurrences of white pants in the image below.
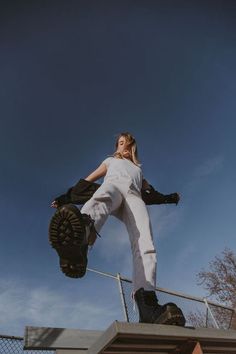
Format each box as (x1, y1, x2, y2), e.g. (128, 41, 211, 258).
(81, 182, 157, 293)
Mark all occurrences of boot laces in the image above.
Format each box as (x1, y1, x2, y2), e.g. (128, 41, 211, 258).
(82, 214, 101, 238)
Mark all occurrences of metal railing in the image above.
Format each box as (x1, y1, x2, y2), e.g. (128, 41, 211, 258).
(87, 268, 235, 329)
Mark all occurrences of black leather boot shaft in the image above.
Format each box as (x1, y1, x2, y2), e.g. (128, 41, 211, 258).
(134, 288, 162, 323)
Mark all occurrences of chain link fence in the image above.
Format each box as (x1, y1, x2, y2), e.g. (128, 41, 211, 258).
(0, 335, 54, 354)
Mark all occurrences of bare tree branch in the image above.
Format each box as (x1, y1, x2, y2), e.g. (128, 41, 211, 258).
(197, 248, 236, 306)
(190, 248, 236, 329)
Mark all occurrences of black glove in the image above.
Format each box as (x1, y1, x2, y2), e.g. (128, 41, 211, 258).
(141, 185, 180, 205)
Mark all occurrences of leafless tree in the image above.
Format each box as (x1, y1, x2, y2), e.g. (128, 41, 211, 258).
(197, 248, 236, 306)
(187, 309, 207, 328)
(188, 248, 236, 329)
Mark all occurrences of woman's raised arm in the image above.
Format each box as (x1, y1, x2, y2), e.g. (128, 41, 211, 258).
(85, 163, 107, 182)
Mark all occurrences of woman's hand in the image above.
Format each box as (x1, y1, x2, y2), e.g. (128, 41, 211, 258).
(51, 200, 58, 208)
(175, 193, 181, 204)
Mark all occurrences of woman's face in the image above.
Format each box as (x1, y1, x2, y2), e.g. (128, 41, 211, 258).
(117, 136, 131, 159)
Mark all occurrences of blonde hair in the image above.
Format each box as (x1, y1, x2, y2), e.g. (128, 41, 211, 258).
(113, 132, 141, 166)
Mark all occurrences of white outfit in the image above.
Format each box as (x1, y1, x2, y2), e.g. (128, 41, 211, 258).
(81, 157, 157, 293)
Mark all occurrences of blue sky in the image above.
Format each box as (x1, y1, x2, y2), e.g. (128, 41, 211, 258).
(0, 0, 236, 335)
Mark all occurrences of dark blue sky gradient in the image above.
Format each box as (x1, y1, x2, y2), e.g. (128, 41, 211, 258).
(0, 0, 236, 335)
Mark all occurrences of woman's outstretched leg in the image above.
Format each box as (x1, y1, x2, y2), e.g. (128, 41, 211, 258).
(122, 193, 185, 326)
(49, 183, 123, 278)
(122, 193, 157, 293)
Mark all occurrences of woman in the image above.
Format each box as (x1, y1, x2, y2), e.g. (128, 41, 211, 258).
(50, 132, 185, 325)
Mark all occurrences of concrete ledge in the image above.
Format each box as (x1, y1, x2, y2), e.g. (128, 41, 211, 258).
(56, 350, 88, 354)
(87, 321, 236, 354)
(24, 326, 102, 350)
(24, 322, 236, 353)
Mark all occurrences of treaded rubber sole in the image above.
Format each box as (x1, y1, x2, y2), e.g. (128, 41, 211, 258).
(154, 303, 186, 326)
(49, 204, 88, 278)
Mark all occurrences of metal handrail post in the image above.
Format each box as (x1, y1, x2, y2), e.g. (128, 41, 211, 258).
(203, 298, 219, 329)
(117, 273, 129, 322)
(228, 308, 235, 329)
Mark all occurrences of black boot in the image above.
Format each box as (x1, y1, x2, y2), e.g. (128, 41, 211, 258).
(134, 288, 186, 326)
(49, 204, 95, 278)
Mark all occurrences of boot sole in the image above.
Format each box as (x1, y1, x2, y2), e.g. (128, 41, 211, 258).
(154, 303, 186, 327)
(49, 204, 88, 278)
